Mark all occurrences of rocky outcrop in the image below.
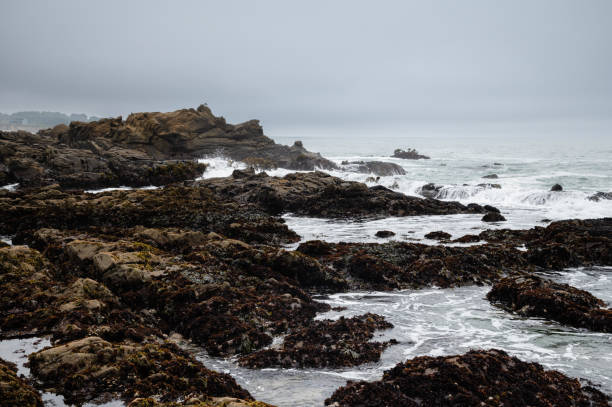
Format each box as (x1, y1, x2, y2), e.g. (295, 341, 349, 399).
(198, 170, 492, 218)
(128, 397, 274, 407)
(0, 184, 298, 245)
(339, 161, 406, 176)
(375, 230, 395, 238)
(325, 349, 610, 406)
(28, 337, 251, 405)
(391, 148, 429, 160)
(0, 358, 43, 407)
(239, 314, 396, 369)
(297, 240, 527, 290)
(551, 183, 563, 191)
(487, 275, 612, 332)
(0, 130, 207, 189)
(482, 173, 498, 179)
(0, 105, 336, 189)
(55, 105, 335, 170)
(482, 212, 506, 222)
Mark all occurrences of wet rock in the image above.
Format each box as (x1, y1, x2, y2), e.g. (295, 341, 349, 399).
(325, 349, 610, 406)
(391, 148, 429, 160)
(0, 185, 299, 245)
(374, 230, 395, 238)
(487, 275, 612, 332)
(239, 314, 396, 369)
(298, 240, 528, 290)
(551, 183, 563, 191)
(588, 192, 612, 202)
(476, 183, 502, 189)
(339, 161, 406, 176)
(482, 212, 506, 222)
(28, 337, 251, 405)
(0, 358, 43, 407)
(417, 182, 442, 199)
(482, 173, 498, 179)
(424, 231, 451, 241)
(199, 171, 492, 218)
(483, 204, 500, 213)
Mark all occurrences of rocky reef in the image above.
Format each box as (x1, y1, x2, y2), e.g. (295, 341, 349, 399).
(487, 275, 612, 332)
(198, 170, 492, 218)
(391, 148, 430, 160)
(325, 349, 610, 406)
(0, 105, 336, 189)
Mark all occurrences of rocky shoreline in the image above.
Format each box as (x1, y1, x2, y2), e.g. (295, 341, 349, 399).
(1, 107, 611, 406)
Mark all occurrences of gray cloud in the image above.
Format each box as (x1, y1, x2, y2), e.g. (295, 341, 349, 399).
(1, 0, 611, 130)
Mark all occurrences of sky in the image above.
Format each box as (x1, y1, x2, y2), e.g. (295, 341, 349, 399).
(1, 0, 612, 134)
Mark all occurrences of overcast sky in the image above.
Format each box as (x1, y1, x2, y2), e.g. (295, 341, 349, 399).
(1, 0, 611, 131)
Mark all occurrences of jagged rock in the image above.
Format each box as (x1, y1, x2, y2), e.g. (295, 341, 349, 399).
(0, 358, 43, 407)
(56, 105, 336, 171)
(588, 192, 612, 202)
(551, 184, 563, 191)
(238, 314, 396, 369)
(417, 183, 442, 199)
(0, 130, 207, 189)
(28, 337, 251, 405)
(482, 212, 506, 222)
(340, 161, 406, 176)
(487, 275, 612, 332)
(198, 171, 492, 218)
(375, 230, 395, 238)
(391, 148, 429, 160)
(325, 349, 610, 406)
(482, 173, 498, 179)
(0, 185, 298, 245)
(424, 231, 451, 240)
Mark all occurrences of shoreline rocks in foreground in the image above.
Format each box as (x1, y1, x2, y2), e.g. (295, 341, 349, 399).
(0, 358, 43, 407)
(325, 349, 610, 406)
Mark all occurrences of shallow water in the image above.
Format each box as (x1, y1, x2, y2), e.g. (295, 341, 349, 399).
(196, 267, 612, 407)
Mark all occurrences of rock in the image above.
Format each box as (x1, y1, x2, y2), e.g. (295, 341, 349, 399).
(128, 397, 275, 407)
(340, 161, 406, 176)
(0, 185, 299, 245)
(487, 275, 612, 332)
(482, 173, 498, 179)
(325, 349, 610, 406)
(551, 183, 563, 191)
(0, 358, 43, 407)
(238, 314, 396, 369)
(417, 183, 442, 199)
(375, 230, 395, 238)
(424, 231, 451, 240)
(0, 105, 337, 189)
(483, 204, 500, 213)
(476, 183, 502, 189)
(482, 212, 506, 222)
(588, 192, 612, 202)
(391, 148, 430, 160)
(28, 337, 251, 405)
(198, 171, 492, 218)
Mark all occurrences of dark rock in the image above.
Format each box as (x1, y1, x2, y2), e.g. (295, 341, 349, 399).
(238, 314, 396, 369)
(482, 173, 498, 179)
(375, 230, 395, 238)
(417, 182, 442, 199)
(198, 171, 491, 219)
(487, 275, 612, 332)
(483, 204, 500, 213)
(28, 337, 251, 405)
(391, 148, 430, 160)
(477, 183, 502, 189)
(424, 231, 451, 240)
(340, 161, 406, 176)
(482, 212, 506, 222)
(0, 358, 43, 407)
(325, 349, 610, 407)
(588, 192, 612, 202)
(551, 184, 563, 191)
(0, 185, 299, 245)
